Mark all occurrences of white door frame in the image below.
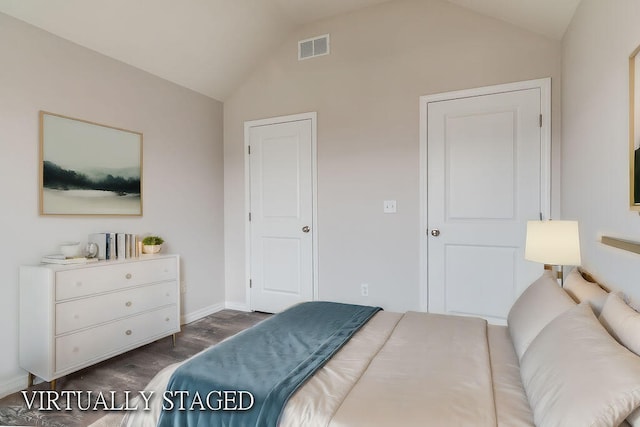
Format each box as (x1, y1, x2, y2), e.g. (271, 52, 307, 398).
(244, 112, 319, 310)
(418, 78, 551, 312)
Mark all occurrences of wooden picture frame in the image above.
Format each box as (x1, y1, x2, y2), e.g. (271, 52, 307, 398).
(630, 46, 640, 210)
(39, 111, 143, 216)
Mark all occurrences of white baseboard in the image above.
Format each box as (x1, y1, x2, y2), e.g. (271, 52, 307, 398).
(225, 302, 250, 312)
(0, 374, 27, 399)
(180, 303, 225, 325)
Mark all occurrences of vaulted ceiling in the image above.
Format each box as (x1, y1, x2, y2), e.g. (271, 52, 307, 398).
(0, 0, 580, 101)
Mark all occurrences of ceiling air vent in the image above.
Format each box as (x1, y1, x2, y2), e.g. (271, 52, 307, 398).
(298, 34, 330, 61)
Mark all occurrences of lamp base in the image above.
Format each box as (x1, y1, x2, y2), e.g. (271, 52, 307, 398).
(543, 264, 564, 286)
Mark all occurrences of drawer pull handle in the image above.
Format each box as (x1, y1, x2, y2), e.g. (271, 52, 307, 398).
(76, 282, 82, 287)
(73, 347, 79, 353)
(165, 317, 170, 322)
(125, 330, 132, 336)
(125, 301, 132, 307)
(125, 273, 132, 279)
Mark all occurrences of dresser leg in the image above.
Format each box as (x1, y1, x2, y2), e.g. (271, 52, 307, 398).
(172, 333, 176, 347)
(27, 372, 34, 387)
(50, 379, 57, 390)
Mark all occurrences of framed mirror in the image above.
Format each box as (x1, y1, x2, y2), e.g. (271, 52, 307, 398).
(630, 45, 640, 210)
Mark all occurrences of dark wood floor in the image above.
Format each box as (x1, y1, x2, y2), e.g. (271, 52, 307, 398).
(0, 309, 270, 427)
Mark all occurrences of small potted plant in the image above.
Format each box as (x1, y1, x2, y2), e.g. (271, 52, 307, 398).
(142, 236, 164, 254)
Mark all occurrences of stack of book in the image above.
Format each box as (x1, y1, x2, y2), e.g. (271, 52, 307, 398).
(41, 255, 99, 265)
(88, 233, 140, 260)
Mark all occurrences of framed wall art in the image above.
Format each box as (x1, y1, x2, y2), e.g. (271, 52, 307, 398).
(630, 45, 640, 210)
(39, 111, 143, 216)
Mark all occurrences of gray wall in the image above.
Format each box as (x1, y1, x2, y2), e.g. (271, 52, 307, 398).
(0, 13, 224, 395)
(223, 0, 563, 312)
(562, 0, 640, 306)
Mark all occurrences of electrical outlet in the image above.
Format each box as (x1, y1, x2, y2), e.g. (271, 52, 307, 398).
(180, 281, 187, 294)
(361, 283, 369, 297)
(383, 200, 397, 213)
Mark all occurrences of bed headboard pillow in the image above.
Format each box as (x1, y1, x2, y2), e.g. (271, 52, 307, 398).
(563, 267, 608, 315)
(507, 271, 576, 359)
(520, 303, 640, 427)
(599, 293, 640, 357)
(599, 293, 640, 427)
(628, 407, 640, 427)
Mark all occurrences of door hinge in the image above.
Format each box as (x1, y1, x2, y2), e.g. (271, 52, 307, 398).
(248, 212, 252, 221)
(249, 279, 252, 288)
(248, 145, 251, 155)
(539, 114, 542, 128)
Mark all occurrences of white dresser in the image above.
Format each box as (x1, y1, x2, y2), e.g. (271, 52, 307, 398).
(19, 254, 180, 388)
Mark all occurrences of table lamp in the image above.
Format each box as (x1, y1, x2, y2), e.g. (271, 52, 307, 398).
(525, 220, 582, 286)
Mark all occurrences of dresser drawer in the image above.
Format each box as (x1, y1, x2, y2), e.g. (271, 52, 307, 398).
(55, 281, 178, 335)
(55, 258, 177, 301)
(55, 305, 178, 373)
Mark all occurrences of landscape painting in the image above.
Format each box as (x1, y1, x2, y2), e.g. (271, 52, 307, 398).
(40, 111, 142, 215)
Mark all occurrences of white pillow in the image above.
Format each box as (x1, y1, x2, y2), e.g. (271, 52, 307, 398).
(507, 271, 576, 359)
(598, 293, 640, 427)
(599, 293, 640, 356)
(564, 267, 608, 315)
(520, 303, 640, 427)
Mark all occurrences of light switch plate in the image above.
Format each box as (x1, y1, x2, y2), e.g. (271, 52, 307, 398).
(383, 200, 397, 213)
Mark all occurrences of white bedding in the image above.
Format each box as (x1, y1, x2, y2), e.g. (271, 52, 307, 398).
(89, 269, 640, 427)
(328, 312, 497, 427)
(92, 311, 534, 427)
(488, 325, 535, 427)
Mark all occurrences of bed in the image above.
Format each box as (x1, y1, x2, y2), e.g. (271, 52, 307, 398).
(93, 268, 640, 427)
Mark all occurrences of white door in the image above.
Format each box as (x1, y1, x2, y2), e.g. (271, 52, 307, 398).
(247, 116, 315, 313)
(426, 85, 548, 324)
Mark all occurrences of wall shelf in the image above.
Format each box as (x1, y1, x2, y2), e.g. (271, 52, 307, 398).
(601, 236, 640, 255)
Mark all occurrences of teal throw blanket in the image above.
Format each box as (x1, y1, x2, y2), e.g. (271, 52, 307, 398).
(157, 301, 381, 427)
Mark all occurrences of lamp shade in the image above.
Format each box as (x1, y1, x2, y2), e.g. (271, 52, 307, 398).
(525, 220, 581, 266)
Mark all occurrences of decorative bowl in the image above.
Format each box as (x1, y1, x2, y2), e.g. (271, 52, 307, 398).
(60, 242, 81, 258)
(142, 244, 162, 254)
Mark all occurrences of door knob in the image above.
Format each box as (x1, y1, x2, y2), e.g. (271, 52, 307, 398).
(302, 226, 310, 233)
(430, 229, 440, 237)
